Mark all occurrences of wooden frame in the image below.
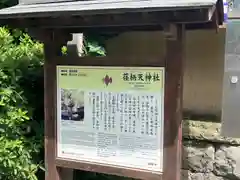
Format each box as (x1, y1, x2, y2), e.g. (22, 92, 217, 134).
(44, 25, 184, 180)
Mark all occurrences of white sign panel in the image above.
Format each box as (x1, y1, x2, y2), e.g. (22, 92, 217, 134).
(56, 66, 164, 173)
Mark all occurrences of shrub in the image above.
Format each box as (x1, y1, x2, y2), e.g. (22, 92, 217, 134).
(0, 27, 44, 180)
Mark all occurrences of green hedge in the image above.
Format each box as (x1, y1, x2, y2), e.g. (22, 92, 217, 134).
(0, 27, 44, 180)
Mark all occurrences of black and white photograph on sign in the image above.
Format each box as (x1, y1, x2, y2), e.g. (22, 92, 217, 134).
(61, 89, 84, 122)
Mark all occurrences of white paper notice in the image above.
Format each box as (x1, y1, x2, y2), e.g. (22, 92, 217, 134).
(56, 66, 164, 173)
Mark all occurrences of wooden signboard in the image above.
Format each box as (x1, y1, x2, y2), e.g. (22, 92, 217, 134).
(44, 26, 184, 180)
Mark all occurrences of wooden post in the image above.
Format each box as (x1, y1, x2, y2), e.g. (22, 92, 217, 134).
(163, 24, 185, 180)
(44, 30, 74, 180)
(44, 39, 59, 180)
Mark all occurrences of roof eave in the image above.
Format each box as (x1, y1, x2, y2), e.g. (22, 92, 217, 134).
(0, 0, 224, 29)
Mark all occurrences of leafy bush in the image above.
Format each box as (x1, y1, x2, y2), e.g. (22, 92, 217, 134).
(0, 27, 44, 180)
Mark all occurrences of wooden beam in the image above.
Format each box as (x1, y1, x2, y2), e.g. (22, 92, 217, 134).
(1, 8, 211, 29)
(25, 21, 220, 40)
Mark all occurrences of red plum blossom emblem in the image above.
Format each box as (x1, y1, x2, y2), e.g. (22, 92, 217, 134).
(102, 75, 112, 86)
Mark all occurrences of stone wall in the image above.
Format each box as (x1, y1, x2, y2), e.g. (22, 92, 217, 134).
(182, 120, 240, 180)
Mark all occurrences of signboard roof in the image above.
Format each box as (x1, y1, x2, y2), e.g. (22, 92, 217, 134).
(0, 0, 221, 18)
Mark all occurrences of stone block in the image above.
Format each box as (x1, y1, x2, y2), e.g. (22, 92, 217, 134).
(183, 141, 214, 172)
(214, 145, 240, 179)
(190, 173, 224, 180)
